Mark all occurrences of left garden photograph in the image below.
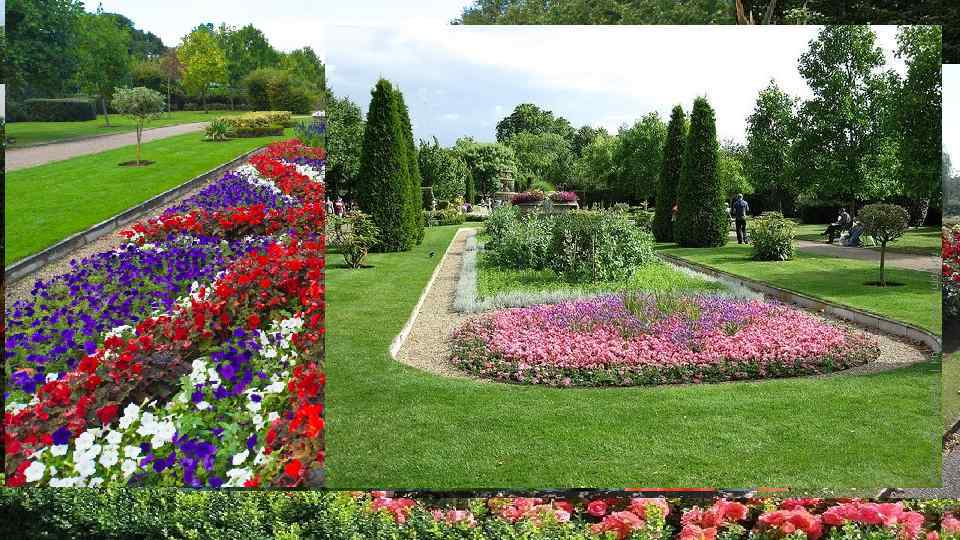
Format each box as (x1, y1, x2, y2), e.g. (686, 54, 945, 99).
(3, 1, 327, 487)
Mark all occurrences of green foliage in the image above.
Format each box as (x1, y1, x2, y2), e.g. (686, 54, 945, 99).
(457, 0, 734, 25)
(453, 138, 518, 196)
(326, 96, 366, 198)
(745, 80, 797, 213)
(495, 102, 574, 143)
(717, 148, 752, 200)
(281, 46, 327, 99)
(393, 87, 425, 246)
(215, 23, 282, 91)
(484, 205, 520, 250)
(76, 11, 132, 125)
(859, 203, 910, 286)
(572, 131, 618, 191)
(489, 213, 554, 270)
(111, 87, 165, 120)
(130, 60, 166, 93)
(178, 28, 228, 112)
(419, 137, 467, 201)
(675, 97, 727, 248)
(750, 212, 796, 261)
(652, 105, 685, 242)
(424, 208, 467, 227)
(22, 98, 97, 122)
(612, 112, 667, 203)
(505, 131, 574, 190)
(5, 0, 86, 99)
(205, 117, 235, 141)
(550, 210, 656, 283)
(331, 210, 381, 269)
(355, 79, 420, 252)
(571, 124, 607, 158)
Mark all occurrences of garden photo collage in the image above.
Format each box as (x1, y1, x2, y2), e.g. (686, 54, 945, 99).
(3, 0, 960, 538)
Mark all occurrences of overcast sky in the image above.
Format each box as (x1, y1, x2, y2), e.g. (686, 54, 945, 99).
(326, 24, 903, 145)
(946, 65, 960, 175)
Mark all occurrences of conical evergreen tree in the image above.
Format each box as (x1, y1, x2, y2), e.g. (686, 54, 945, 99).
(356, 79, 416, 252)
(675, 97, 728, 247)
(393, 87, 425, 244)
(653, 105, 686, 242)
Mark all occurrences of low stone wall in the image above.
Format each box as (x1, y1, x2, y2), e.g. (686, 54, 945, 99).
(4, 146, 266, 285)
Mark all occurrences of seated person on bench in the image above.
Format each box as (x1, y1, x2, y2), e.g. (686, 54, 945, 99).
(841, 221, 865, 247)
(823, 208, 852, 244)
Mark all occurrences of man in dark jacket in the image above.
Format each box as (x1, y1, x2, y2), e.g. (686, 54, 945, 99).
(731, 193, 750, 244)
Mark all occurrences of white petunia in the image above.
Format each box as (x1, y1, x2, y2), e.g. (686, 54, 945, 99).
(225, 467, 253, 487)
(196, 401, 210, 411)
(123, 446, 141, 460)
(99, 447, 119, 468)
(118, 403, 141, 430)
(75, 458, 97, 478)
(49, 476, 79, 487)
(106, 430, 123, 446)
(50, 445, 68, 457)
(121, 459, 138, 477)
(232, 449, 250, 466)
(24, 461, 46, 483)
(75, 431, 97, 452)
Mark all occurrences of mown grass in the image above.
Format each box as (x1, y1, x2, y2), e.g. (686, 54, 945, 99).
(945, 353, 960, 430)
(5, 110, 245, 147)
(4, 128, 292, 265)
(325, 225, 941, 489)
(793, 224, 940, 257)
(658, 242, 941, 334)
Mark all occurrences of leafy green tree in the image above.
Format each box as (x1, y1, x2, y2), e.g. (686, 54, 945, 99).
(858, 203, 910, 287)
(419, 137, 467, 202)
(5, 0, 86, 99)
(178, 29, 228, 113)
(159, 48, 184, 114)
(675, 97, 727, 248)
(326, 96, 365, 198)
(392, 87, 424, 244)
(111, 87, 165, 165)
(504, 131, 574, 191)
(745, 79, 797, 213)
(611, 113, 667, 204)
(572, 132, 618, 192)
(718, 147, 752, 200)
(652, 105, 686, 242)
(571, 125, 608, 158)
(107, 12, 165, 59)
(793, 25, 895, 210)
(894, 25, 942, 226)
(454, 139, 518, 196)
(456, 0, 733, 25)
(282, 47, 327, 98)
(76, 11, 132, 126)
(495, 103, 574, 144)
(356, 79, 417, 252)
(131, 60, 166, 93)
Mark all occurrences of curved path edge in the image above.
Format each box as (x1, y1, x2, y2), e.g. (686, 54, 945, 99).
(4, 145, 267, 286)
(659, 253, 942, 354)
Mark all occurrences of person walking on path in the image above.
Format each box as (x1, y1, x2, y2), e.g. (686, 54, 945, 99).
(731, 193, 750, 244)
(334, 196, 345, 217)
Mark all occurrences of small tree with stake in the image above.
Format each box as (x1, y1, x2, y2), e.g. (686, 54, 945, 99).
(112, 87, 166, 166)
(858, 203, 909, 287)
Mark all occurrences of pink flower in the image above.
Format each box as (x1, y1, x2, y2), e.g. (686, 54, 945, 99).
(587, 499, 609, 517)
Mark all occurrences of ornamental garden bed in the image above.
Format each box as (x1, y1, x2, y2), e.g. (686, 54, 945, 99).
(4, 138, 327, 488)
(451, 293, 878, 387)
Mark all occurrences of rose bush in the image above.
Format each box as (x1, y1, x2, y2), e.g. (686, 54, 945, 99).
(451, 293, 878, 386)
(5, 139, 326, 487)
(943, 226, 960, 317)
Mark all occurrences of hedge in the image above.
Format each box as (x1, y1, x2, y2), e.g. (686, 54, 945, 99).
(23, 98, 98, 122)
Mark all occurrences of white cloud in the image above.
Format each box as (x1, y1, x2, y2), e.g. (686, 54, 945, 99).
(441, 113, 461, 121)
(946, 65, 960, 174)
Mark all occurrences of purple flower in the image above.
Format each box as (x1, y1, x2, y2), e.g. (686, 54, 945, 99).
(52, 426, 72, 445)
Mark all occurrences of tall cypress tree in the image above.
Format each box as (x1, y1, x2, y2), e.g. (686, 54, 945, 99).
(393, 87, 425, 244)
(653, 105, 686, 242)
(356, 79, 415, 252)
(675, 97, 728, 248)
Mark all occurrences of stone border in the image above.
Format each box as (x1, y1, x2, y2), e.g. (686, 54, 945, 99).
(660, 254, 942, 353)
(389, 227, 472, 359)
(4, 145, 266, 285)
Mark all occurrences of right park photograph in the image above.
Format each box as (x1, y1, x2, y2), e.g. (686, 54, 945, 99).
(323, 24, 943, 489)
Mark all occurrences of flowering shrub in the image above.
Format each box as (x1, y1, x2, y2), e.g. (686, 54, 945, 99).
(1, 491, 957, 540)
(750, 212, 796, 261)
(943, 226, 960, 317)
(5, 139, 326, 487)
(513, 190, 546, 204)
(550, 191, 579, 203)
(451, 293, 878, 386)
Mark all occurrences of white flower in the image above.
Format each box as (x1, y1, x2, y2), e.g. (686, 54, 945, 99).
(75, 431, 97, 452)
(45, 372, 61, 383)
(246, 399, 262, 413)
(253, 449, 267, 465)
(121, 459, 138, 477)
(99, 447, 120, 468)
(196, 401, 210, 411)
(264, 380, 286, 394)
(268, 412, 280, 423)
(75, 457, 97, 478)
(88, 478, 104, 488)
(150, 420, 176, 448)
(49, 476, 79, 488)
(252, 414, 265, 429)
(50, 445, 68, 457)
(24, 461, 46, 483)
(106, 430, 123, 446)
(118, 403, 141, 430)
(232, 449, 250, 466)
(123, 446, 142, 460)
(225, 467, 253, 487)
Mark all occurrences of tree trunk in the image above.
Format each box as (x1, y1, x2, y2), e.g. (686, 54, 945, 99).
(762, 0, 778, 24)
(102, 96, 111, 127)
(202, 90, 208, 114)
(167, 77, 172, 117)
(136, 124, 143, 165)
(879, 241, 886, 287)
(735, 0, 753, 24)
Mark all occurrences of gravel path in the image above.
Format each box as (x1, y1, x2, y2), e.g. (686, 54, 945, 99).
(394, 228, 931, 384)
(6, 122, 208, 171)
(794, 239, 940, 273)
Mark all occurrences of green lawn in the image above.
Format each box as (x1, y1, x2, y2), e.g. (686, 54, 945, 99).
(793, 224, 940, 257)
(659, 242, 941, 334)
(326, 225, 941, 489)
(4, 129, 292, 265)
(945, 353, 960, 430)
(477, 252, 728, 299)
(5, 111, 246, 148)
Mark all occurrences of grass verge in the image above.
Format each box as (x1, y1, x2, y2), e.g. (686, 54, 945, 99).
(945, 353, 960, 430)
(793, 224, 940, 257)
(326, 225, 940, 489)
(4, 129, 291, 265)
(658, 242, 941, 334)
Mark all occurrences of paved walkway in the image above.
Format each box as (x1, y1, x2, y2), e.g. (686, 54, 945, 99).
(794, 240, 940, 273)
(6, 122, 208, 171)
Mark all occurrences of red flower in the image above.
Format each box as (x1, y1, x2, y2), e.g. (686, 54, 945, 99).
(247, 314, 261, 330)
(95, 403, 120, 425)
(284, 459, 303, 478)
(587, 499, 609, 517)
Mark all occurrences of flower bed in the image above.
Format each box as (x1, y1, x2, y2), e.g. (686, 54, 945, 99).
(944, 226, 960, 317)
(4, 139, 327, 487)
(451, 293, 878, 386)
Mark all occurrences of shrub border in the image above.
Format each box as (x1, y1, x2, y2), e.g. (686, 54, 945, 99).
(4, 145, 267, 284)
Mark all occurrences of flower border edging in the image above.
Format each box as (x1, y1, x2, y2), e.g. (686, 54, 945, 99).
(4, 145, 267, 285)
(389, 227, 475, 359)
(659, 253, 942, 353)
